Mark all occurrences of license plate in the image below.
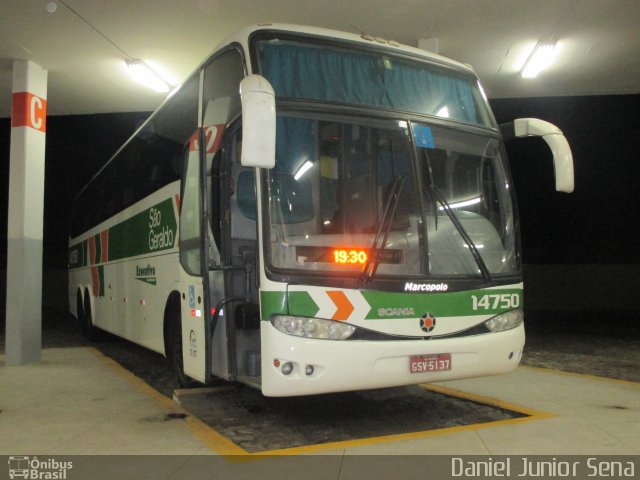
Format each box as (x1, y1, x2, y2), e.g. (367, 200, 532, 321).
(409, 353, 452, 373)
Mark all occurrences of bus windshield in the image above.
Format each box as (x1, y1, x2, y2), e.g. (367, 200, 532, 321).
(259, 114, 518, 281)
(254, 36, 495, 129)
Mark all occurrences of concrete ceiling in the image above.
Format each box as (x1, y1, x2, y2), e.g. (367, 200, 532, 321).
(1, 0, 639, 117)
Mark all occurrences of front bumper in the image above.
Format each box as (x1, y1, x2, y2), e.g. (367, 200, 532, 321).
(260, 321, 525, 396)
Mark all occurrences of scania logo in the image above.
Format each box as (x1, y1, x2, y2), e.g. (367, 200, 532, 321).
(420, 313, 436, 333)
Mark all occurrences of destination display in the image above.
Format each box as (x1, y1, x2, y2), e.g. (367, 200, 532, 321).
(295, 246, 402, 266)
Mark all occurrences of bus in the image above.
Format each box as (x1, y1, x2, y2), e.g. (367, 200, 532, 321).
(69, 24, 574, 397)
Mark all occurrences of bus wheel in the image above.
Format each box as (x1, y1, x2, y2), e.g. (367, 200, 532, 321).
(76, 290, 84, 322)
(82, 291, 101, 342)
(168, 305, 197, 388)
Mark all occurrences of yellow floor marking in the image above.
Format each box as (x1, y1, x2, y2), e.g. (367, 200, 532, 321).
(89, 347, 557, 461)
(179, 382, 554, 460)
(421, 383, 556, 419)
(88, 347, 246, 456)
(520, 364, 640, 387)
(247, 384, 556, 458)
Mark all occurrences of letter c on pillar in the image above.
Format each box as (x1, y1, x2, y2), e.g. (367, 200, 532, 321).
(12, 92, 47, 132)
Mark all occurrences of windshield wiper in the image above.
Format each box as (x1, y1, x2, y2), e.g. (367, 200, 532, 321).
(361, 175, 404, 284)
(420, 148, 491, 283)
(428, 186, 492, 282)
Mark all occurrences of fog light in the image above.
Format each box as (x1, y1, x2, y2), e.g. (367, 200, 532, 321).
(281, 362, 293, 375)
(305, 365, 314, 376)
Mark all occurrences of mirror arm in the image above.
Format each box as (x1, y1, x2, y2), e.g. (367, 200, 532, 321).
(500, 118, 574, 193)
(499, 121, 516, 143)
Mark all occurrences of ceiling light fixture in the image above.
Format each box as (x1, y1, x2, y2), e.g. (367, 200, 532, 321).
(521, 43, 557, 79)
(125, 59, 170, 93)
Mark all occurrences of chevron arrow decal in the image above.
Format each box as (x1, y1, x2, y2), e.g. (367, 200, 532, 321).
(326, 291, 354, 320)
(304, 288, 371, 322)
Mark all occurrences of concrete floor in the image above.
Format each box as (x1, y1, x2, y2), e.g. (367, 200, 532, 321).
(1, 314, 639, 479)
(1, 347, 639, 476)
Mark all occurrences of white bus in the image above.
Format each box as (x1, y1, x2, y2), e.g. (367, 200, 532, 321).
(69, 24, 573, 396)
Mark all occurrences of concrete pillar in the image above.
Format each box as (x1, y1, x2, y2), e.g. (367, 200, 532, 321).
(5, 60, 48, 365)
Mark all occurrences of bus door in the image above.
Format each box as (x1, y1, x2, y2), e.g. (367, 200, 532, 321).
(225, 126, 261, 386)
(179, 100, 232, 383)
(203, 116, 228, 380)
(206, 121, 260, 385)
(200, 49, 247, 382)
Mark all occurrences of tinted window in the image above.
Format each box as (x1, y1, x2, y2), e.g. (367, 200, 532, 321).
(71, 76, 198, 237)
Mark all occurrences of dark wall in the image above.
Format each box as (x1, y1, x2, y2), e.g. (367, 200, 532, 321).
(1, 112, 150, 316)
(44, 113, 152, 270)
(491, 95, 640, 265)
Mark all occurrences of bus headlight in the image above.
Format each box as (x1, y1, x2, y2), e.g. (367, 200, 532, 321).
(484, 309, 523, 332)
(271, 315, 356, 340)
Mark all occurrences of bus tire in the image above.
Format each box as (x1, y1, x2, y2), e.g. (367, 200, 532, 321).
(82, 289, 101, 342)
(166, 298, 197, 388)
(76, 289, 83, 321)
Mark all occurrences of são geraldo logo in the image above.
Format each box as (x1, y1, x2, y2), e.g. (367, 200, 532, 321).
(8, 456, 73, 479)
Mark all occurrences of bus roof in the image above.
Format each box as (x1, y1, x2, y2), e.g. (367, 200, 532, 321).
(75, 23, 480, 203)
(216, 23, 477, 77)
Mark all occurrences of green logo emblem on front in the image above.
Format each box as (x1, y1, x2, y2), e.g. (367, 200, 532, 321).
(135, 264, 157, 285)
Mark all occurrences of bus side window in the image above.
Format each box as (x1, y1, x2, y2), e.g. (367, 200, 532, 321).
(202, 48, 245, 257)
(179, 144, 202, 275)
(230, 137, 260, 305)
(231, 129, 258, 239)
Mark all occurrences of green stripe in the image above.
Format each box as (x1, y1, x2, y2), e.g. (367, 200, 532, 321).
(261, 288, 523, 320)
(109, 198, 177, 261)
(362, 289, 522, 318)
(288, 291, 320, 317)
(69, 197, 177, 266)
(261, 291, 289, 318)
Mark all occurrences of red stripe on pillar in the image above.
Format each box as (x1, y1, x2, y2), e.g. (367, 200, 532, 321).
(12, 92, 47, 132)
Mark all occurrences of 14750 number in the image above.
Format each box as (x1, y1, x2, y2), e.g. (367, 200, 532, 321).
(471, 293, 520, 311)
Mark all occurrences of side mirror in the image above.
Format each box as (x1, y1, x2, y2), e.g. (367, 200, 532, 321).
(239, 74, 276, 169)
(500, 118, 574, 193)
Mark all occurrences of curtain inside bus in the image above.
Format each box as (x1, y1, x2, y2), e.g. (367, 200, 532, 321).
(258, 41, 485, 127)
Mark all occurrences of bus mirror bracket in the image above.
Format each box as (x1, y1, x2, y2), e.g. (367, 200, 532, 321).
(240, 74, 276, 169)
(500, 118, 574, 193)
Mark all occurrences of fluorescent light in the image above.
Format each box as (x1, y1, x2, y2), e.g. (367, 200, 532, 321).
(436, 106, 450, 118)
(125, 59, 170, 92)
(439, 196, 481, 210)
(294, 160, 314, 180)
(521, 43, 556, 79)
